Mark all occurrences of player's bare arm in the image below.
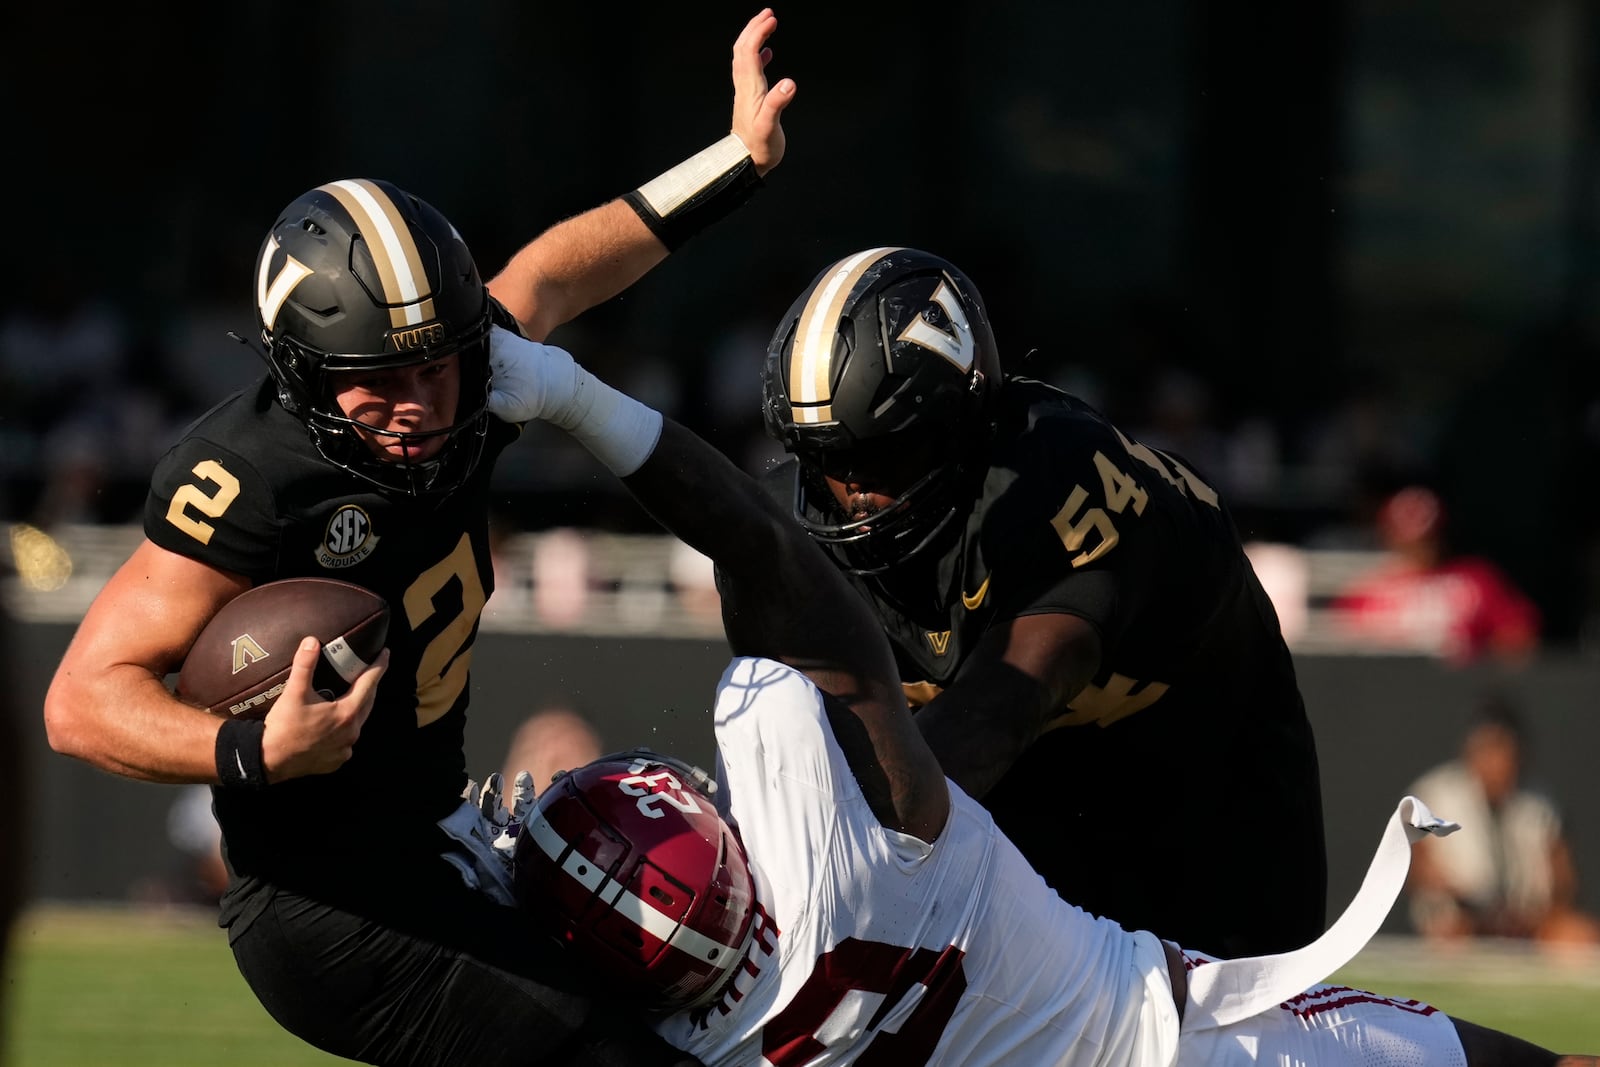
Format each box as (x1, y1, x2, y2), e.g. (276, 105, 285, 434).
(913, 611, 1102, 800)
(43, 540, 384, 785)
(486, 7, 794, 342)
(45, 541, 249, 782)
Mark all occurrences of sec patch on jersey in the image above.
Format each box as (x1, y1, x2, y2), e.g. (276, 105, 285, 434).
(176, 578, 390, 720)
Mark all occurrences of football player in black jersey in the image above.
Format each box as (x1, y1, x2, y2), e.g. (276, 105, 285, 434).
(42, 11, 791, 1066)
(757, 246, 1328, 961)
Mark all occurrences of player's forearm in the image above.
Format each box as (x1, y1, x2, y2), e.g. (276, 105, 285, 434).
(915, 612, 1103, 796)
(624, 422, 893, 673)
(913, 672, 1053, 799)
(44, 665, 225, 784)
(915, 655, 1075, 796)
(488, 129, 766, 343)
(625, 420, 947, 837)
(488, 200, 666, 343)
(623, 419, 799, 585)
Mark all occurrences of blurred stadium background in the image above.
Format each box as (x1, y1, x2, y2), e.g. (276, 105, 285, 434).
(5, 0, 1600, 1061)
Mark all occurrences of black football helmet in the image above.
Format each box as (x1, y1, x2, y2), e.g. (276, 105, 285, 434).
(253, 178, 493, 496)
(761, 247, 1001, 574)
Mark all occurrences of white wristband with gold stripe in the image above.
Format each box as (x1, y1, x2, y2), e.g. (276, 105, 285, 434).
(623, 133, 762, 250)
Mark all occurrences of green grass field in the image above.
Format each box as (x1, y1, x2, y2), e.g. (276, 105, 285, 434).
(3, 905, 1598, 1065)
(4, 906, 343, 1067)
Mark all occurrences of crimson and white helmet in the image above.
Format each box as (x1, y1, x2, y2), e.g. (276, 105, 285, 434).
(512, 750, 756, 1011)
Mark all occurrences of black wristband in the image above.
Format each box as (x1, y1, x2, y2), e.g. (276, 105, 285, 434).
(623, 135, 763, 252)
(216, 717, 269, 789)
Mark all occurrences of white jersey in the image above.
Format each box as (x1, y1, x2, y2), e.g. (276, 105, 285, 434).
(654, 657, 1181, 1067)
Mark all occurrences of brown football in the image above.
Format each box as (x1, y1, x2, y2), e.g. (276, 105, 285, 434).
(176, 578, 390, 720)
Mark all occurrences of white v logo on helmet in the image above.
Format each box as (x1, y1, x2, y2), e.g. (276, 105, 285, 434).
(898, 279, 975, 371)
(258, 236, 314, 333)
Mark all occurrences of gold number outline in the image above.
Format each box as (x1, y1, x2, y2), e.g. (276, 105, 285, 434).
(1050, 440, 1198, 723)
(403, 532, 488, 727)
(1112, 427, 1220, 508)
(165, 459, 241, 545)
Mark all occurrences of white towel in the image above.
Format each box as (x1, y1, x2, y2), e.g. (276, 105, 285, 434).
(1182, 795, 1459, 1032)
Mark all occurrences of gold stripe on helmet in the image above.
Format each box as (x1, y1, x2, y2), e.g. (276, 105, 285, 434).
(786, 246, 903, 425)
(320, 179, 437, 330)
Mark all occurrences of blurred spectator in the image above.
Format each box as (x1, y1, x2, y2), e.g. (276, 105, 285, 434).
(1331, 485, 1541, 664)
(503, 704, 604, 793)
(1405, 695, 1600, 948)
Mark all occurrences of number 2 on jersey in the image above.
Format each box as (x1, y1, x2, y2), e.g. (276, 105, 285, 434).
(165, 460, 484, 729)
(404, 533, 486, 727)
(165, 459, 241, 544)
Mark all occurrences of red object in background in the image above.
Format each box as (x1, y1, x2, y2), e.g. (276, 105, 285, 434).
(1333, 557, 1542, 664)
(1332, 487, 1542, 665)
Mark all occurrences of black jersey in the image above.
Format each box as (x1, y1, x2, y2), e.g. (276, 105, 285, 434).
(770, 377, 1327, 958)
(145, 374, 521, 892)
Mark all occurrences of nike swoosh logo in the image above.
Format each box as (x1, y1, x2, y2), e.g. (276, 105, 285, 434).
(962, 574, 991, 611)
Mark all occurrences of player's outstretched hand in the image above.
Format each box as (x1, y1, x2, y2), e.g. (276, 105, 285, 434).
(261, 637, 387, 782)
(731, 8, 795, 176)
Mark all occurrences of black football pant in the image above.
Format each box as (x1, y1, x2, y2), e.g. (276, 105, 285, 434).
(227, 867, 700, 1067)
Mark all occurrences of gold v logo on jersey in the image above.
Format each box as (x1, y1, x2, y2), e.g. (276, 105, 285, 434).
(257, 235, 315, 333)
(316, 504, 380, 570)
(961, 574, 991, 611)
(898, 279, 975, 371)
(926, 630, 952, 656)
(231, 634, 270, 675)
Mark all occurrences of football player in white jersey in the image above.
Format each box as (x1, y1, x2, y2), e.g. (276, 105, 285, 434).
(486, 328, 1596, 1067)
